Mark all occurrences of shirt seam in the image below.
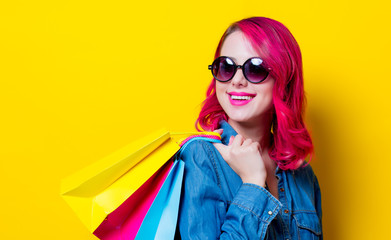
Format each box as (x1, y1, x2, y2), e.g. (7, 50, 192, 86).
(242, 183, 280, 206)
(203, 141, 223, 191)
(230, 202, 277, 224)
(292, 210, 317, 213)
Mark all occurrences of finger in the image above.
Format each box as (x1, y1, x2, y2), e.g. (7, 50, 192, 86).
(213, 142, 227, 159)
(213, 129, 223, 135)
(232, 134, 244, 148)
(228, 136, 234, 146)
(253, 142, 261, 151)
(242, 138, 253, 147)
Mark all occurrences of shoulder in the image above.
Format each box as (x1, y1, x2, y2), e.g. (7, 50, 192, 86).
(288, 163, 321, 212)
(291, 162, 320, 187)
(180, 138, 216, 156)
(178, 139, 219, 168)
(294, 162, 317, 176)
(177, 139, 224, 190)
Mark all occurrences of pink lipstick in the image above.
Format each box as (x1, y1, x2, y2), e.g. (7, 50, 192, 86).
(227, 92, 256, 106)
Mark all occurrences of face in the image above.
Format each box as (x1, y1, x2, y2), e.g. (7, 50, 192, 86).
(216, 30, 275, 126)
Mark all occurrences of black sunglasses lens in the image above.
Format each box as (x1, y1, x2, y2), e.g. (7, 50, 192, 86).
(244, 58, 269, 83)
(212, 57, 235, 81)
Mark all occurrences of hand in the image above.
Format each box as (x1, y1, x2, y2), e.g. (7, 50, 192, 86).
(213, 130, 267, 187)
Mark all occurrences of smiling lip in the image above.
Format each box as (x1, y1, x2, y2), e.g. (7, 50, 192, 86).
(227, 92, 256, 106)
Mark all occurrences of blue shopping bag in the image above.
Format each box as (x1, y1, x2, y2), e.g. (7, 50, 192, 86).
(135, 135, 222, 240)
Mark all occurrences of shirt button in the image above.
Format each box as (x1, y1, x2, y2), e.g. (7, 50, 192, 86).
(279, 187, 285, 192)
(284, 209, 289, 214)
(268, 211, 273, 215)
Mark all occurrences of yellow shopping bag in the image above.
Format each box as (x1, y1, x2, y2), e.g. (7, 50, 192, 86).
(61, 129, 180, 233)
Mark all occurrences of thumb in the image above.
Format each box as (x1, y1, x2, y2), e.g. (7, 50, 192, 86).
(213, 142, 228, 159)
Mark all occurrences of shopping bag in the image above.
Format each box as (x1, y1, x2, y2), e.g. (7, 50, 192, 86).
(93, 160, 174, 239)
(61, 129, 221, 239)
(61, 129, 180, 233)
(134, 159, 184, 240)
(134, 134, 221, 240)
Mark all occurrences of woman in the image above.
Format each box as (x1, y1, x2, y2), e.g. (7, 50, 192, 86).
(175, 17, 322, 240)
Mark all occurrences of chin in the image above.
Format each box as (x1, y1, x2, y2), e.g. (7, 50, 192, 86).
(226, 109, 273, 126)
(227, 114, 259, 125)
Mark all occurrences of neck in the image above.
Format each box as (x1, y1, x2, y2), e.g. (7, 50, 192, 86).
(228, 115, 274, 153)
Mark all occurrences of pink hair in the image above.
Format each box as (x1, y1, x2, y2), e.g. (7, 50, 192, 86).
(196, 17, 314, 170)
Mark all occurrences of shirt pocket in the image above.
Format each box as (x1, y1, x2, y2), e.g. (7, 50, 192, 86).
(293, 212, 322, 240)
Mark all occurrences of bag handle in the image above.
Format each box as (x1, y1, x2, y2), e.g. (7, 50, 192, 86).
(170, 131, 221, 146)
(172, 132, 222, 158)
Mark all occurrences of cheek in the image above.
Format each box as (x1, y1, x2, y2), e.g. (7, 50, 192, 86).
(215, 82, 226, 103)
(264, 78, 275, 97)
(265, 82, 275, 108)
(256, 81, 275, 107)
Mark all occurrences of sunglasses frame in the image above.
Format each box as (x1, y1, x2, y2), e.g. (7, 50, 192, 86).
(208, 56, 272, 84)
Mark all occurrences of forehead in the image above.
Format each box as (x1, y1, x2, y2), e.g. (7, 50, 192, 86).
(220, 31, 259, 62)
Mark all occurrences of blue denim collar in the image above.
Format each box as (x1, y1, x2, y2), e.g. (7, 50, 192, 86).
(218, 120, 281, 174)
(219, 120, 238, 145)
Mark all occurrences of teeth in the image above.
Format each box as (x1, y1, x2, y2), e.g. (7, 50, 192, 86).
(230, 95, 254, 100)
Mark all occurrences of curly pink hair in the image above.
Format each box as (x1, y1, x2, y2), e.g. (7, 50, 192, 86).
(196, 17, 314, 170)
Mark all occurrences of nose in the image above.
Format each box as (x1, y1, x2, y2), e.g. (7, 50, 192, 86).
(230, 68, 247, 87)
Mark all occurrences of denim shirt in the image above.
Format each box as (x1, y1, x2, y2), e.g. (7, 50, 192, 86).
(175, 121, 322, 240)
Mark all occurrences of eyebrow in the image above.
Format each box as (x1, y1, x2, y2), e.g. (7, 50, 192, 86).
(223, 56, 237, 61)
(222, 56, 260, 62)
(228, 56, 237, 61)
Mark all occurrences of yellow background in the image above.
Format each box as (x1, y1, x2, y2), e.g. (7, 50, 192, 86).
(1, 0, 390, 239)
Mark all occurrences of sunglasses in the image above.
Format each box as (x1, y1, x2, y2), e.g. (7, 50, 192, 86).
(208, 56, 272, 83)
